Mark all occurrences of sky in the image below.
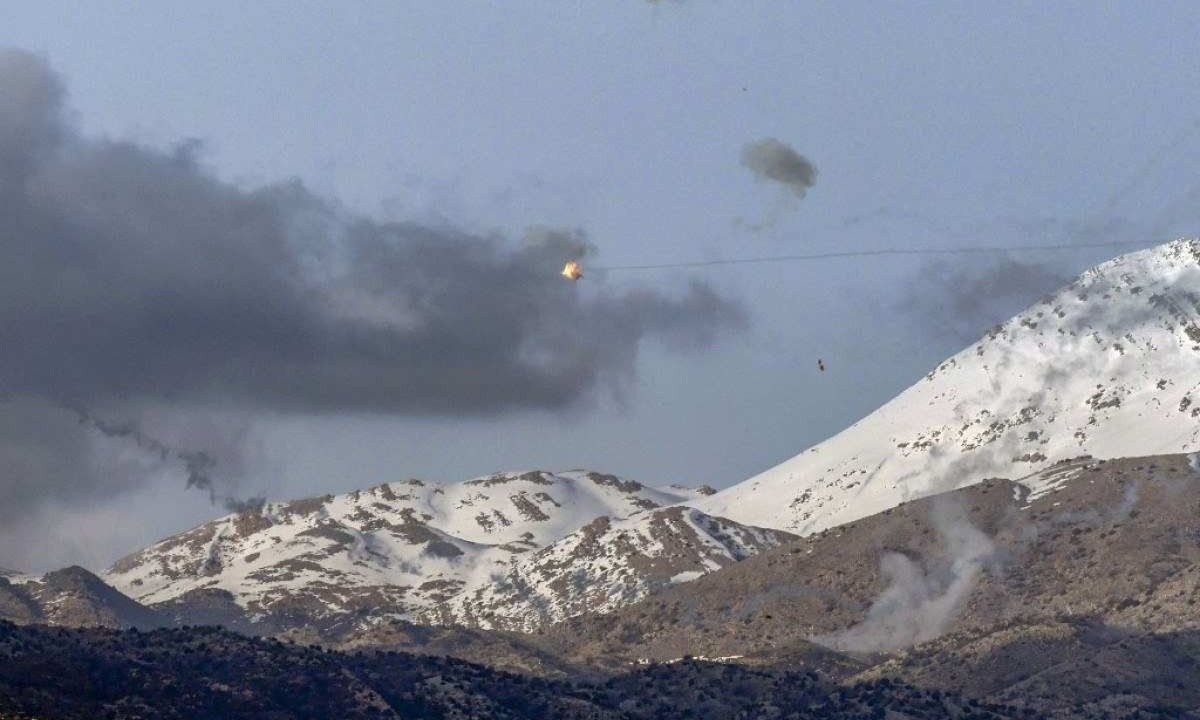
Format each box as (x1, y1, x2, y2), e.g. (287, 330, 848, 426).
(2, 1, 1200, 572)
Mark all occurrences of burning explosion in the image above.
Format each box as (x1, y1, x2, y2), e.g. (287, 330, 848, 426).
(561, 260, 584, 281)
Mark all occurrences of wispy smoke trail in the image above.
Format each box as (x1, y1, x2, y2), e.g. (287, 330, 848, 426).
(72, 406, 259, 511)
(815, 497, 996, 654)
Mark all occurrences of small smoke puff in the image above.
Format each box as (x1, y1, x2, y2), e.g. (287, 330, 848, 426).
(741, 138, 817, 198)
(522, 225, 593, 260)
(225, 495, 267, 514)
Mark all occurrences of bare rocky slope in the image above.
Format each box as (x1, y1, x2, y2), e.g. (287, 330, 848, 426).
(545, 455, 1200, 663)
(852, 620, 1200, 719)
(0, 567, 163, 631)
(537, 454, 1200, 716)
(16, 567, 162, 630)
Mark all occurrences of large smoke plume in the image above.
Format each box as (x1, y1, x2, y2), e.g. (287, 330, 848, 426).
(0, 48, 746, 530)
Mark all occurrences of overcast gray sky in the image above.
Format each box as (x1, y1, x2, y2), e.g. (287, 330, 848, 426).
(3, 1, 1200, 572)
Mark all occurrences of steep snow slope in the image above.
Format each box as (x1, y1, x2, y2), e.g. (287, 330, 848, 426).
(105, 470, 784, 629)
(695, 238, 1200, 534)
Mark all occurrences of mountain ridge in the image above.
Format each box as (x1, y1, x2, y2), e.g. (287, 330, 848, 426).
(103, 469, 791, 631)
(693, 237, 1200, 533)
(13, 237, 1198, 649)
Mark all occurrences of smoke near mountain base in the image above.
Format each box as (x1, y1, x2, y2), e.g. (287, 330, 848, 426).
(0, 49, 746, 524)
(815, 497, 996, 654)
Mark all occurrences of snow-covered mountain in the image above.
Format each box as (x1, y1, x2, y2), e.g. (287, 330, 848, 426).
(695, 238, 1200, 534)
(105, 470, 789, 630)
(102, 239, 1200, 634)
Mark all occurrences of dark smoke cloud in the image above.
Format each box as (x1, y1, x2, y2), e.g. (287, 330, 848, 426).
(72, 409, 179, 473)
(0, 399, 164, 523)
(898, 255, 1074, 348)
(73, 408, 238, 505)
(0, 49, 746, 523)
(741, 138, 817, 198)
(0, 397, 263, 530)
(863, 153, 1199, 351)
(0, 49, 744, 414)
(892, 214, 1163, 352)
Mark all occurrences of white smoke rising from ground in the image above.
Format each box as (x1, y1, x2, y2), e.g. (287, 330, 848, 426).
(818, 465, 1150, 655)
(1112, 481, 1140, 522)
(815, 497, 996, 654)
(1099, 480, 1140, 521)
(1044, 479, 1141, 530)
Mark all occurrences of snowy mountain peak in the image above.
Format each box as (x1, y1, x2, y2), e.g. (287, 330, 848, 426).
(104, 469, 783, 630)
(695, 238, 1200, 534)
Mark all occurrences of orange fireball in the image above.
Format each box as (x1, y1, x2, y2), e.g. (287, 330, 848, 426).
(561, 260, 583, 281)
